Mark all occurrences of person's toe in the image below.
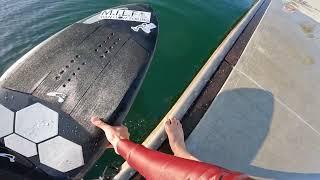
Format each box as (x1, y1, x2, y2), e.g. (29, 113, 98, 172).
(176, 120, 181, 126)
(165, 119, 170, 126)
(165, 120, 170, 130)
(170, 117, 178, 125)
(173, 119, 179, 127)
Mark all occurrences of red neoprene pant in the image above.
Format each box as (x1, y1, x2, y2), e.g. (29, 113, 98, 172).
(117, 139, 250, 180)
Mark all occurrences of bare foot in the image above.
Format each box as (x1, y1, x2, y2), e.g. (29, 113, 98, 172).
(165, 117, 199, 161)
(165, 117, 186, 155)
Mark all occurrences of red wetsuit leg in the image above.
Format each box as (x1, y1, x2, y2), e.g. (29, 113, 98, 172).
(117, 139, 250, 180)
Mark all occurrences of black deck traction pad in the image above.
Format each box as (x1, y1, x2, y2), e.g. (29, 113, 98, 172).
(0, 88, 96, 178)
(0, 4, 158, 179)
(1, 23, 100, 94)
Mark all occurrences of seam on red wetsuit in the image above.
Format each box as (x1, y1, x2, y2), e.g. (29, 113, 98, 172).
(124, 143, 135, 163)
(117, 139, 135, 160)
(198, 167, 223, 180)
(184, 163, 212, 180)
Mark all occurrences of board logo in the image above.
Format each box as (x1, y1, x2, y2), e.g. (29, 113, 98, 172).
(0, 153, 15, 162)
(100, 9, 151, 23)
(131, 23, 156, 34)
(46, 92, 67, 103)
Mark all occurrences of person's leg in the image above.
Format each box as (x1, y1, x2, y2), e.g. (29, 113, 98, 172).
(165, 117, 200, 161)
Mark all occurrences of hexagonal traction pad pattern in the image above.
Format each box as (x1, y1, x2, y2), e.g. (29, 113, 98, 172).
(38, 136, 84, 172)
(0, 104, 14, 138)
(15, 103, 58, 143)
(4, 134, 37, 157)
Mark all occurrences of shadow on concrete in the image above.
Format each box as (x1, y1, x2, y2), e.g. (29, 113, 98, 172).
(188, 88, 320, 179)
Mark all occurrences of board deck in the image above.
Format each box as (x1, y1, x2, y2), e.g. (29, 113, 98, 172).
(0, 4, 158, 179)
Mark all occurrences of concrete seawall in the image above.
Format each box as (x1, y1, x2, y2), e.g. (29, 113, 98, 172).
(186, 0, 320, 179)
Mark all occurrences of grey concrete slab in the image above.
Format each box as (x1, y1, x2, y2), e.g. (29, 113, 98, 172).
(186, 0, 320, 179)
(236, 0, 320, 132)
(187, 71, 320, 178)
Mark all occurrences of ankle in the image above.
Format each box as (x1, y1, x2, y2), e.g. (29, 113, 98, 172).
(173, 149, 190, 158)
(174, 149, 199, 161)
(171, 145, 188, 155)
(171, 142, 185, 150)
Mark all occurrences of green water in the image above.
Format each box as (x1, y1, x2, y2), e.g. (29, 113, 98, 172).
(0, 0, 255, 178)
